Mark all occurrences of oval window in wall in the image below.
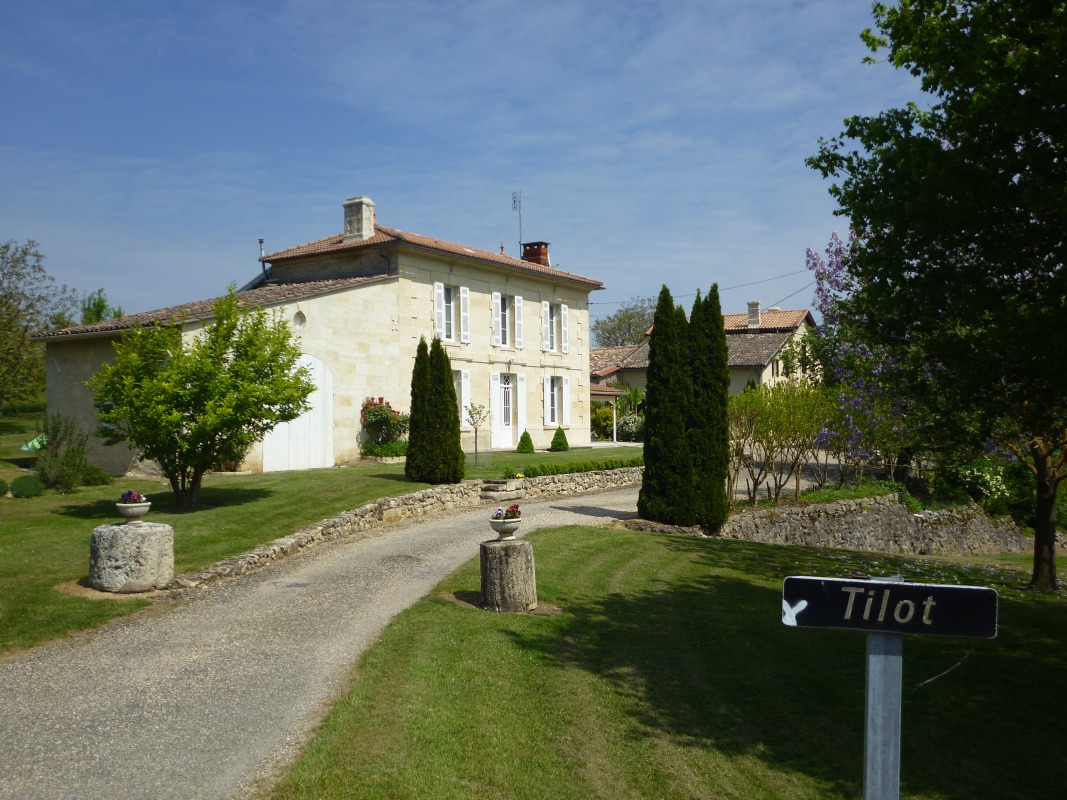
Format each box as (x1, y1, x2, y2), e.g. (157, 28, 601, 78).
(293, 310, 306, 329)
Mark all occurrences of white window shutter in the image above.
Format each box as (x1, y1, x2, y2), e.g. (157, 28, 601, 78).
(489, 372, 500, 431)
(461, 370, 471, 426)
(561, 304, 569, 354)
(562, 376, 571, 425)
(516, 373, 527, 432)
(541, 301, 550, 352)
(514, 295, 524, 349)
(543, 376, 552, 425)
(433, 282, 445, 339)
(491, 291, 501, 348)
(460, 286, 470, 344)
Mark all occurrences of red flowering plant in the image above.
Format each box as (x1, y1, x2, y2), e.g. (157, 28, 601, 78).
(491, 503, 521, 520)
(360, 396, 410, 445)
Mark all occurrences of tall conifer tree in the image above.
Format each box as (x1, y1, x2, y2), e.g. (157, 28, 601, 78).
(638, 286, 696, 525)
(690, 285, 730, 527)
(428, 337, 465, 483)
(405, 337, 432, 481)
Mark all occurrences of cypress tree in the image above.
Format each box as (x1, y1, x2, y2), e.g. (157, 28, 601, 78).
(690, 285, 730, 528)
(428, 337, 465, 483)
(405, 337, 432, 481)
(638, 286, 697, 525)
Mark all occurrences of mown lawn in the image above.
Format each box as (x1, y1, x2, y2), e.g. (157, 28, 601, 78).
(266, 527, 1066, 800)
(0, 411, 640, 653)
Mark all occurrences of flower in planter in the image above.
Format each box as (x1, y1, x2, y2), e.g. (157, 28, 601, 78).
(492, 503, 521, 520)
(120, 490, 147, 504)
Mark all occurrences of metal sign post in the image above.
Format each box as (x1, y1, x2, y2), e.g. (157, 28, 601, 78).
(782, 575, 997, 800)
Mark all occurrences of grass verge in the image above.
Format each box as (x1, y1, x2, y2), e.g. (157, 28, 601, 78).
(266, 527, 1065, 800)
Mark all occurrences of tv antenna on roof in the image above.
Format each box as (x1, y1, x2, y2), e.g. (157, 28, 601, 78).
(512, 190, 522, 255)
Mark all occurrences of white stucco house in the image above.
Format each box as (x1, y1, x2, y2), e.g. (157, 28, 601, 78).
(37, 196, 604, 475)
(590, 302, 816, 395)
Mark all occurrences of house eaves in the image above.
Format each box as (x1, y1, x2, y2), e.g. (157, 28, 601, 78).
(263, 224, 604, 292)
(32, 275, 391, 343)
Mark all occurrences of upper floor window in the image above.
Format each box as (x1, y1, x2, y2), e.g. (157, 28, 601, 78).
(492, 292, 524, 349)
(541, 301, 569, 354)
(434, 282, 469, 343)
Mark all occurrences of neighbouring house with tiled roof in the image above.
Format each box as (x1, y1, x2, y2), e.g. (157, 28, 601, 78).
(36, 196, 603, 475)
(590, 301, 815, 395)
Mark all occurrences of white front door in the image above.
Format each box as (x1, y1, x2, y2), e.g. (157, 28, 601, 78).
(491, 373, 513, 448)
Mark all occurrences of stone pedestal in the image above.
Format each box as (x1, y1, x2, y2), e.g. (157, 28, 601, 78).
(89, 522, 175, 593)
(480, 539, 537, 612)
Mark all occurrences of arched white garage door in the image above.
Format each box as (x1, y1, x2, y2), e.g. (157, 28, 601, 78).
(262, 354, 334, 472)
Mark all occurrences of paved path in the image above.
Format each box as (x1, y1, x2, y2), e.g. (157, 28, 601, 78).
(0, 487, 640, 800)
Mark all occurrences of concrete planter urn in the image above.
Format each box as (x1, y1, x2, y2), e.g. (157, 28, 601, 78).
(115, 502, 152, 524)
(488, 518, 521, 540)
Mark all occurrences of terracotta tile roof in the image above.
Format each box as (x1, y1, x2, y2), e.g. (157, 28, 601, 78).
(726, 332, 795, 368)
(263, 224, 603, 290)
(723, 308, 814, 332)
(590, 328, 799, 374)
(34, 275, 386, 341)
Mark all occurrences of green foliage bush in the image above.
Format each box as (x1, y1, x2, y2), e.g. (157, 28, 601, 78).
(11, 474, 45, 498)
(590, 406, 615, 441)
(549, 426, 569, 452)
(34, 413, 90, 493)
(362, 441, 409, 458)
(79, 465, 113, 486)
(0, 478, 8, 496)
(616, 413, 644, 441)
(516, 430, 534, 453)
(504, 454, 643, 479)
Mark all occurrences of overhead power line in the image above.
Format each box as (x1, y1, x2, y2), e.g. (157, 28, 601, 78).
(588, 269, 811, 306)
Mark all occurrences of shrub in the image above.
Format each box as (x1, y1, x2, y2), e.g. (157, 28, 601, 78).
(80, 465, 114, 486)
(590, 406, 615, 441)
(504, 454, 643, 479)
(11, 474, 45, 498)
(361, 396, 410, 447)
(0, 478, 8, 496)
(616, 413, 644, 442)
(34, 413, 90, 493)
(516, 430, 534, 454)
(549, 427, 569, 452)
(362, 441, 409, 458)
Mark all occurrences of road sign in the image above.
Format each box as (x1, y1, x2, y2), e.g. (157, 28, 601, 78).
(782, 576, 998, 638)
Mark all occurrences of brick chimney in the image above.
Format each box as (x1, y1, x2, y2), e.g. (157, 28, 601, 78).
(343, 196, 376, 242)
(747, 300, 761, 330)
(521, 241, 550, 266)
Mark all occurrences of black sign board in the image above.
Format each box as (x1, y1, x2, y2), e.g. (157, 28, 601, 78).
(782, 576, 998, 638)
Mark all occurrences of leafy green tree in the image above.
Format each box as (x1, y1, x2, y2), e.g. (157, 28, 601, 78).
(689, 285, 730, 527)
(80, 289, 123, 324)
(88, 288, 314, 507)
(427, 337, 464, 483)
(638, 286, 696, 526)
(405, 337, 432, 481)
(0, 240, 77, 413)
(592, 297, 655, 347)
(809, 1, 1067, 589)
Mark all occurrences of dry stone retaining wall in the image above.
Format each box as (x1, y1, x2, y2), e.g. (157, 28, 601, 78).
(169, 467, 1029, 590)
(720, 494, 1030, 556)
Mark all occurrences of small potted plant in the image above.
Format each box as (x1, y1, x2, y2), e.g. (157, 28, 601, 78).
(116, 490, 151, 524)
(489, 503, 522, 540)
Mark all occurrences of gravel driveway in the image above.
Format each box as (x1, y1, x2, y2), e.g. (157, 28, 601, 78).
(0, 486, 640, 800)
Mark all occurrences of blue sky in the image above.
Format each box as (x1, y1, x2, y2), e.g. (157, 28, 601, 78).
(0, 1, 925, 324)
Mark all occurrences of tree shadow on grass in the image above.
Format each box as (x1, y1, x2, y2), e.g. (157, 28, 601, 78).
(507, 535, 1067, 800)
(55, 487, 276, 521)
